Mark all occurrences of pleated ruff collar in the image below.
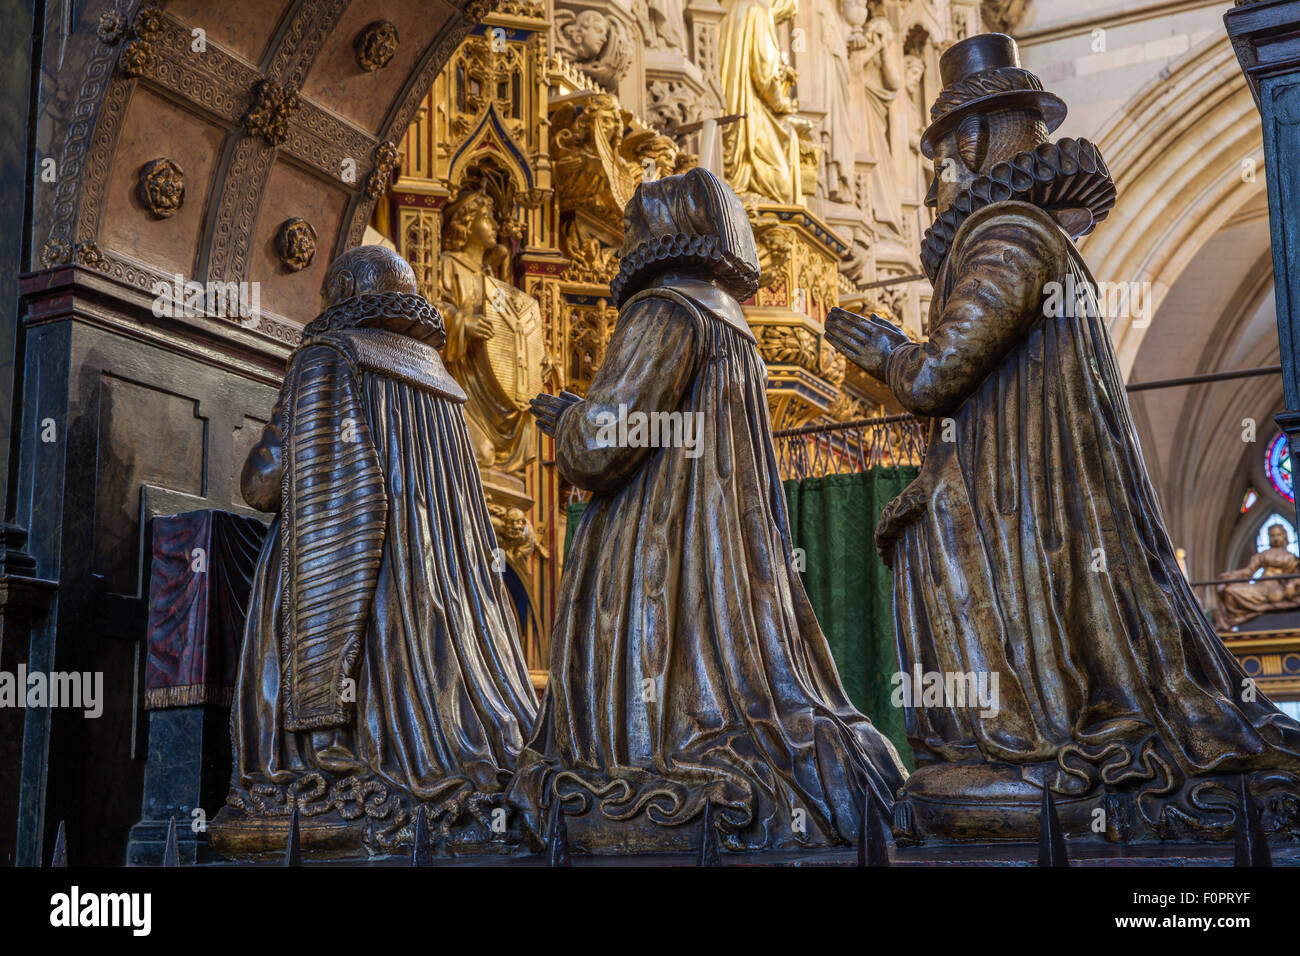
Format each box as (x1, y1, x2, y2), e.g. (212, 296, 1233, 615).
(920, 138, 1116, 281)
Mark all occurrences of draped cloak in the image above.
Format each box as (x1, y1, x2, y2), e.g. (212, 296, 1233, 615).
(508, 274, 907, 851)
(882, 199, 1300, 836)
(228, 319, 538, 827)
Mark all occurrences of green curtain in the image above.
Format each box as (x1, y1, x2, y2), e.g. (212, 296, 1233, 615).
(564, 501, 588, 560)
(784, 468, 918, 768)
(563, 470, 917, 767)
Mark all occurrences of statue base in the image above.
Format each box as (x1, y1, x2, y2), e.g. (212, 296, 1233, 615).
(209, 804, 525, 862)
(892, 763, 1103, 845)
(208, 807, 369, 861)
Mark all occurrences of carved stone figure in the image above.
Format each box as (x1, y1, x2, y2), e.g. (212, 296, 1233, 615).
(847, 0, 904, 233)
(211, 246, 537, 857)
(815, 0, 858, 203)
(826, 34, 1300, 844)
(636, 0, 687, 50)
(509, 168, 907, 854)
(554, 8, 633, 90)
(438, 189, 545, 479)
(1217, 524, 1300, 629)
(718, 0, 803, 204)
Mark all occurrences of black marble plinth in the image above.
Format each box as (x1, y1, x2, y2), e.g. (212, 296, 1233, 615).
(125, 705, 233, 866)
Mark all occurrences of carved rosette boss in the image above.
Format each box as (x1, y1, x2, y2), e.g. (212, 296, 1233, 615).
(138, 159, 185, 219)
(355, 21, 399, 72)
(245, 79, 301, 147)
(276, 218, 317, 272)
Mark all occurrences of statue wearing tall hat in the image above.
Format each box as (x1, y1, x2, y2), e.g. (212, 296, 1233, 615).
(512, 167, 907, 854)
(826, 34, 1300, 844)
(211, 246, 537, 858)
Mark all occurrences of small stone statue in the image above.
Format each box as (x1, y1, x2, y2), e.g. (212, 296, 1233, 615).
(826, 33, 1300, 844)
(211, 246, 537, 858)
(1217, 524, 1300, 630)
(509, 167, 907, 854)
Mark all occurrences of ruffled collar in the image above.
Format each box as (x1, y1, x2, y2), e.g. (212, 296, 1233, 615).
(920, 138, 1116, 281)
(302, 291, 446, 348)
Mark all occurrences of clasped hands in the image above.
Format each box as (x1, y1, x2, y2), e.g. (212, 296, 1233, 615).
(531, 390, 584, 437)
(824, 306, 910, 380)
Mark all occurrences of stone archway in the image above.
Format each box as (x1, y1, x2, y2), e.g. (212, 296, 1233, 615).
(1082, 35, 1284, 588)
(5, 0, 509, 866)
(1084, 35, 1266, 378)
(35, 0, 495, 355)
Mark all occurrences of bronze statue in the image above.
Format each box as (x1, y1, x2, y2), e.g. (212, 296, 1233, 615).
(211, 246, 538, 858)
(509, 167, 907, 854)
(1217, 524, 1300, 630)
(825, 33, 1300, 844)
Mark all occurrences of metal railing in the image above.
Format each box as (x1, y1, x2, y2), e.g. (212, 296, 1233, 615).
(772, 363, 1283, 481)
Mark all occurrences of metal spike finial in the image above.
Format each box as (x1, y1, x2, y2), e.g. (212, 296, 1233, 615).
(697, 798, 721, 867)
(50, 820, 67, 867)
(162, 816, 180, 867)
(411, 805, 432, 867)
(1234, 775, 1272, 868)
(284, 807, 302, 867)
(1037, 787, 1069, 867)
(547, 799, 571, 868)
(857, 789, 891, 867)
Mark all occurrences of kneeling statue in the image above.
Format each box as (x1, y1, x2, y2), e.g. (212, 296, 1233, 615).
(510, 167, 907, 854)
(211, 246, 538, 858)
(826, 33, 1300, 844)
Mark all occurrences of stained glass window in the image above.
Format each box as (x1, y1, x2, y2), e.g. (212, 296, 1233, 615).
(1266, 432, 1293, 502)
(1242, 489, 1258, 513)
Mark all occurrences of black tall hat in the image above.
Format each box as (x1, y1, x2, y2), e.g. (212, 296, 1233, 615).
(920, 33, 1067, 159)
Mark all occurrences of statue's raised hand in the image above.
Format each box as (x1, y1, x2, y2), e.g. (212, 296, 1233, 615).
(825, 306, 910, 381)
(530, 390, 584, 437)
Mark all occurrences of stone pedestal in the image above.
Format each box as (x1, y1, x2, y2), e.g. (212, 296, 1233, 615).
(124, 509, 266, 865)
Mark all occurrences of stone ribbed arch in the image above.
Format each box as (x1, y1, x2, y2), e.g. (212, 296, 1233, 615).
(1085, 35, 1265, 377)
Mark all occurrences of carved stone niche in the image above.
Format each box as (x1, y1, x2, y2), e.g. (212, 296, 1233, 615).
(276, 217, 317, 272)
(355, 20, 399, 72)
(138, 158, 185, 219)
(744, 205, 850, 431)
(643, 57, 722, 161)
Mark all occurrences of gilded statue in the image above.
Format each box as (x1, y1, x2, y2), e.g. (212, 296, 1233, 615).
(825, 34, 1300, 844)
(509, 168, 906, 854)
(1217, 523, 1300, 630)
(212, 246, 537, 858)
(438, 189, 545, 479)
(719, 0, 804, 204)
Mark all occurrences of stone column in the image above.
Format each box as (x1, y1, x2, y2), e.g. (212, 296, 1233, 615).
(1227, 0, 1300, 529)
